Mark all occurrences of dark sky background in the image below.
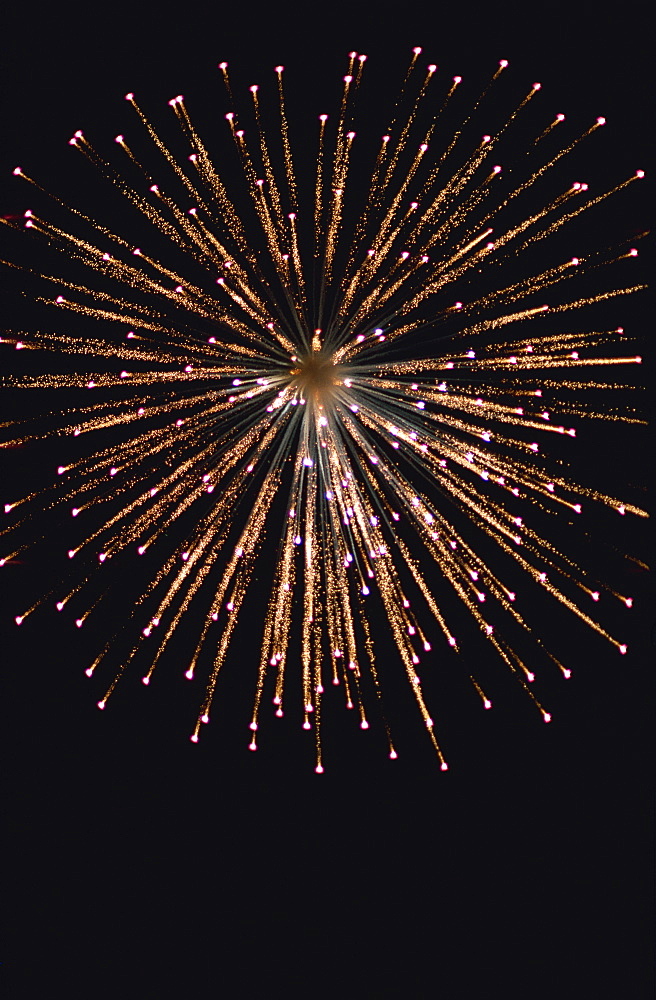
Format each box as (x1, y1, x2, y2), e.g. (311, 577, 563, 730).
(1, 1, 652, 997)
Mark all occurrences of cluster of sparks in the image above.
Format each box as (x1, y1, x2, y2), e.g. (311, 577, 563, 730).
(1, 49, 647, 770)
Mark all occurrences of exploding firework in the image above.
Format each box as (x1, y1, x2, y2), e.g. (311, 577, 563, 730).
(1, 50, 646, 770)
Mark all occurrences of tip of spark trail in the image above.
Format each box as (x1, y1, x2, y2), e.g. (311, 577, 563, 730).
(315, 765, 324, 774)
(440, 762, 449, 771)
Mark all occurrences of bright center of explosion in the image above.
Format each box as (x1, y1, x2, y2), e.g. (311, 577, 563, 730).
(289, 351, 343, 404)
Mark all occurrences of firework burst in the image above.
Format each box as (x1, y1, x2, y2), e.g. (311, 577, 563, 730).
(1, 50, 646, 770)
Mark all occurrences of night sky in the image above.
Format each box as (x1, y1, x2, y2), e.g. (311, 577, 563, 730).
(1, 1, 652, 997)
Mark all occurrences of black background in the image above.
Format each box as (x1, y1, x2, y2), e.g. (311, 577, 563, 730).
(1, 1, 653, 997)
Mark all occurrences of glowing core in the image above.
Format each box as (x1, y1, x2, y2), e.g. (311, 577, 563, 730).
(290, 351, 343, 403)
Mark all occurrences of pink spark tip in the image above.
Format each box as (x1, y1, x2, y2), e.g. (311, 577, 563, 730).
(185, 670, 193, 680)
(596, 116, 606, 125)
(13, 167, 22, 175)
(619, 644, 627, 655)
(533, 82, 541, 90)
(499, 59, 509, 67)
(413, 46, 422, 54)
(557, 113, 565, 121)
(97, 701, 106, 710)
(142, 677, 150, 685)
(543, 712, 552, 723)
(190, 733, 199, 742)
(636, 169, 644, 178)
(115, 135, 124, 144)
(629, 248, 638, 256)
(275, 65, 284, 73)
(453, 75, 462, 83)
(125, 92, 134, 101)
(360, 720, 369, 730)
(219, 62, 228, 70)
(428, 64, 436, 73)
(484, 700, 492, 710)
(440, 762, 449, 771)
(249, 85, 258, 93)
(319, 114, 328, 122)
(15, 616, 23, 625)
(315, 765, 324, 774)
